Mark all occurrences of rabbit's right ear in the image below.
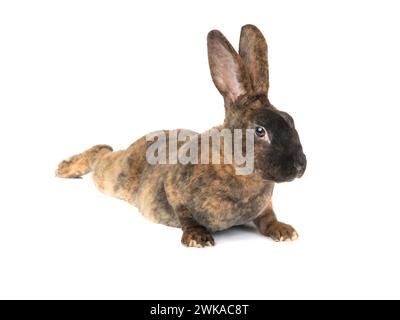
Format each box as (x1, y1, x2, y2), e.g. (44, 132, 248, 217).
(239, 24, 269, 96)
(207, 30, 251, 104)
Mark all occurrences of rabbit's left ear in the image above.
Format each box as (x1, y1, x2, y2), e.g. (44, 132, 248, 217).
(239, 24, 269, 96)
(208, 30, 251, 104)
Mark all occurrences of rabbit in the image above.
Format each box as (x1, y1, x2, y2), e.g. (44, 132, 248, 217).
(56, 24, 307, 247)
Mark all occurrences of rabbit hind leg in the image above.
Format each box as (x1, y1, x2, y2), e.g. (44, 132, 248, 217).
(56, 144, 113, 179)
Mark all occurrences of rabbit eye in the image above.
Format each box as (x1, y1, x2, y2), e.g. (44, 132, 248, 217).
(255, 126, 270, 143)
(255, 126, 265, 137)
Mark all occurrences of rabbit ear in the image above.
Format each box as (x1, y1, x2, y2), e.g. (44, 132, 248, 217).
(239, 24, 269, 96)
(207, 30, 251, 103)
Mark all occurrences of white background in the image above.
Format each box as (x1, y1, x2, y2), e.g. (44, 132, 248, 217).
(1, 0, 399, 299)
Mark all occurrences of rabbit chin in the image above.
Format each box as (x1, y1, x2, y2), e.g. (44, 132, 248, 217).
(258, 155, 307, 183)
(262, 171, 302, 183)
(251, 169, 297, 183)
(269, 175, 297, 183)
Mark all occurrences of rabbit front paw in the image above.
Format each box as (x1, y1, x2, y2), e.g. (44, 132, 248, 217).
(263, 221, 299, 242)
(181, 227, 215, 248)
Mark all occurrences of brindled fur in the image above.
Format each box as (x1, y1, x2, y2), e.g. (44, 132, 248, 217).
(56, 25, 307, 247)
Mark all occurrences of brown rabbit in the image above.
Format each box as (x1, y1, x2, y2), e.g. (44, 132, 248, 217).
(56, 25, 306, 247)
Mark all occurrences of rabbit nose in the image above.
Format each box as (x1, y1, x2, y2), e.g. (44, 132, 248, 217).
(294, 162, 302, 171)
(295, 154, 307, 176)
